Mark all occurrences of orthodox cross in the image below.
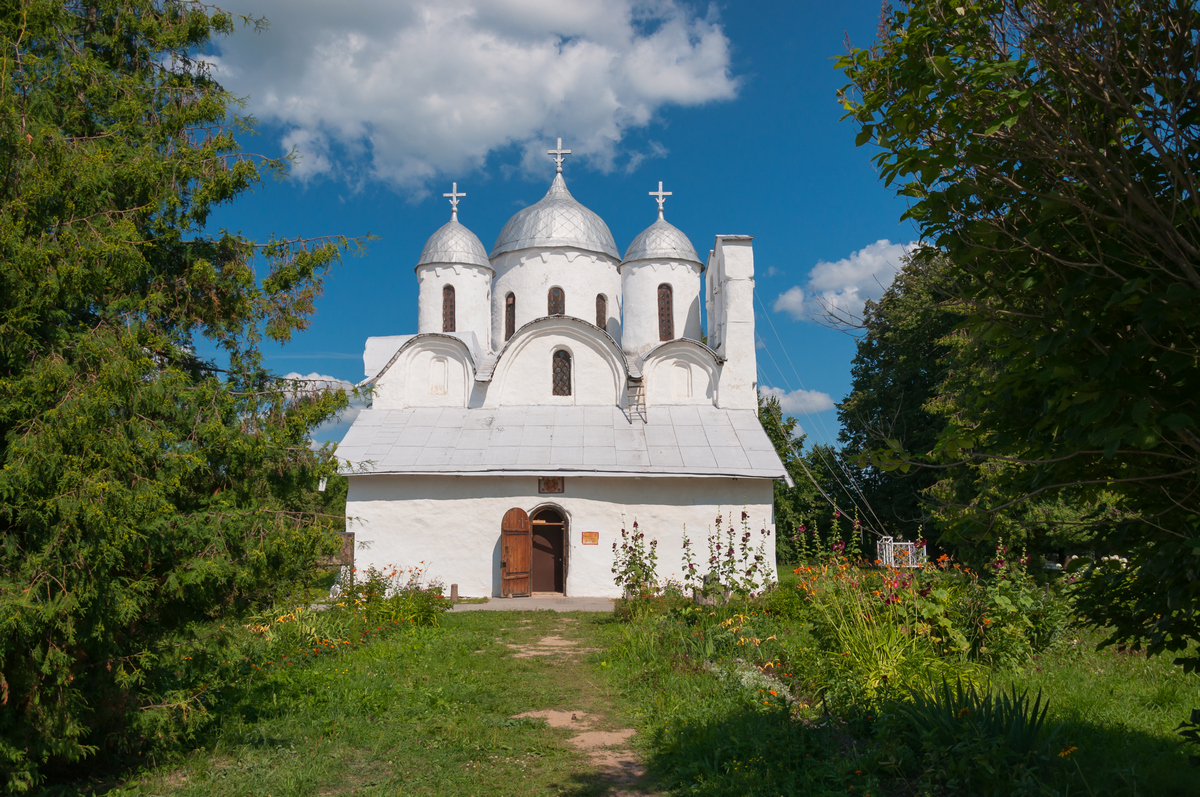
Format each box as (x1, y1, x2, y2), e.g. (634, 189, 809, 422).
(650, 181, 672, 219)
(444, 182, 465, 220)
(548, 137, 571, 173)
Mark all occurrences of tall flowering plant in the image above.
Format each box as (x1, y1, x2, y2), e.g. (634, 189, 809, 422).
(690, 509, 775, 601)
(611, 522, 659, 598)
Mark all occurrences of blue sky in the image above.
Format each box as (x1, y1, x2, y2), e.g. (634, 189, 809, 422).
(204, 0, 915, 446)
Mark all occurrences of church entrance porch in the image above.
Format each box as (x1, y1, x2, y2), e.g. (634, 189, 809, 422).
(531, 507, 566, 594)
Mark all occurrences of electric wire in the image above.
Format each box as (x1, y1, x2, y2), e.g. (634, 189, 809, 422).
(753, 289, 891, 539)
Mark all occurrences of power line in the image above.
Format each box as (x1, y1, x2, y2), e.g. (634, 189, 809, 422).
(754, 289, 890, 539)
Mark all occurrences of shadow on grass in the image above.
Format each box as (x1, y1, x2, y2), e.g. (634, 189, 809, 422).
(587, 701, 1200, 797)
(38, 672, 312, 796)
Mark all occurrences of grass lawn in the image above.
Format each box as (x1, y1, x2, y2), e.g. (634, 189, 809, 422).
(78, 611, 630, 797)
(52, 592, 1200, 797)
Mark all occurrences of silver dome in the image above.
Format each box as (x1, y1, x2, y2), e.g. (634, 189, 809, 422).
(417, 218, 491, 269)
(490, 174, 619, 260)
(622, 216, 702, 266)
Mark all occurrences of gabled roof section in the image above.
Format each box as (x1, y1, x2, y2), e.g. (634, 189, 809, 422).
(632, 338, 723, 377)
(361, 332, 479, 387)
(481, 315, 626, 383)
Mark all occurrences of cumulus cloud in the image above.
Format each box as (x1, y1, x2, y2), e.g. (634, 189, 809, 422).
(773, 239, 914, 324)
(210, 0, 740, 190)
(281, 371, 354, 392)
(761, 386, 835, 415)
(281, 372, 364, 444)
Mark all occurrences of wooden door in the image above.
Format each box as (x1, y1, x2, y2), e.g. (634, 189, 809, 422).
(501, 508, 532, 598)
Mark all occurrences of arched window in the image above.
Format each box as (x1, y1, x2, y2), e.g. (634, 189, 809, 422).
(657, 283, 674, 341)
(552, 350, 572, 396)
(595, 294, 607, 329)
(548, 286, 565, 316)
(442, 284, 455, 333)
(505, 293, 516, 341)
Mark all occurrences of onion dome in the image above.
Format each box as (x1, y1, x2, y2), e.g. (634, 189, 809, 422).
(417, 181, 491, 269)
(623, 217, 702, 266)
(490, 173, 619, 260)
(417, 218, 490, 268)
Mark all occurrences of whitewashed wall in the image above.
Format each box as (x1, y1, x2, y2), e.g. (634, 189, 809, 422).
(487, 319, 626, 407)
(710, 236, 758, 410)
(619, 259, 703, 355)
(346, 474, 776, 598)
(416, 263, 493, 351)
(490, 248, 622, 344)
(643, 342, 719, 406)
(373, 337, 474, 410)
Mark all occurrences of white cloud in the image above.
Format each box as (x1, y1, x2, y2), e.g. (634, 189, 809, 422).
(773, 239, 914, 324)
(281, 371, 354, 392)
(211, 0, 740, 190)
(761, 386, 835, 415)
(281, 372, 367, 445)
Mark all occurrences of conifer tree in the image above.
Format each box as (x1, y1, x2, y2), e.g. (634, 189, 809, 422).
(0, 2, 359, 785)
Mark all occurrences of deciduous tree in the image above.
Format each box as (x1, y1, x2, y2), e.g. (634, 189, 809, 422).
(839, 0, 1200, 666)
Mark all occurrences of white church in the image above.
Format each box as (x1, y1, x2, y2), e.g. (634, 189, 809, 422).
(336, 141, 790, 598)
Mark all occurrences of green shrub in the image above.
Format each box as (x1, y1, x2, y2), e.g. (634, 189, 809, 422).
(339, 565, 451, 627)
(885, 679, 1061, 795)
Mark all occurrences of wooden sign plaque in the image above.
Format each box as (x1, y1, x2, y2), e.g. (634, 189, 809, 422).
(538, 476, 565, 494)
(581, 532, 599, 545)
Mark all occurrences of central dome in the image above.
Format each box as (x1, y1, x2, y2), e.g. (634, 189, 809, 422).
(490, 174, 619, 260)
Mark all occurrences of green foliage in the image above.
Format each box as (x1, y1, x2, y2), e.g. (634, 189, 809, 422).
(337, 565, 452, 628)
(0, 2, 363, 788)
(888, 679, 1059, 795)
(758, 393, 868, 563)
(838, 0, 1200, 667)
(611, 522, 660, 600)
(1177, 708, 1200, 767)
(607, 576, 1200, 794)
(838, 251, 960, 542)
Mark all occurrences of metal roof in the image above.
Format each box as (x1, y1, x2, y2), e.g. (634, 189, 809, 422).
(416, 218, 491, 269)
(337, 404, 791, 485)
(490, 174, 620, 260)
(623, 217, 702, 266)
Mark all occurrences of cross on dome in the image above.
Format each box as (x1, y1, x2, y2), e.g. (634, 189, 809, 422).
(650, 181, 672, 219)
(547, 137, 571, 173)
(443, 182, 466, 220)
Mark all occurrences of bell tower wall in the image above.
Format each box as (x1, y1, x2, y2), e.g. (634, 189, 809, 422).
(708, 235, 758, 410)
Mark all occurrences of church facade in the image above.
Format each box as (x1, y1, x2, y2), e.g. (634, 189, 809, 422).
(337, 143, 790, 598)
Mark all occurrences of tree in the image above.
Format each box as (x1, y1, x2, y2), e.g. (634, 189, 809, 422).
(0, 2, 359, 787)
(759, 393, 870, 561)
(839, 0, 1200, 666)
(838, 251, 960, 542)
(841, 251, 1109, 562)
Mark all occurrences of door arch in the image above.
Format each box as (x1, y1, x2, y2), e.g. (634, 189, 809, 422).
(500, 508, 532, 597)
(530, 506, 567, 594)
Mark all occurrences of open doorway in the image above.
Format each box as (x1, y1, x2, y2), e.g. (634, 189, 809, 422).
(530, 507, 566, 594)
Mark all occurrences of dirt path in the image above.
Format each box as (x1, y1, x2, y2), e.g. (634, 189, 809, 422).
(500, 615, 656, 796)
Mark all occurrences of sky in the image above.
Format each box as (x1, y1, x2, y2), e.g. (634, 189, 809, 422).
(202, 0, 917, 446)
